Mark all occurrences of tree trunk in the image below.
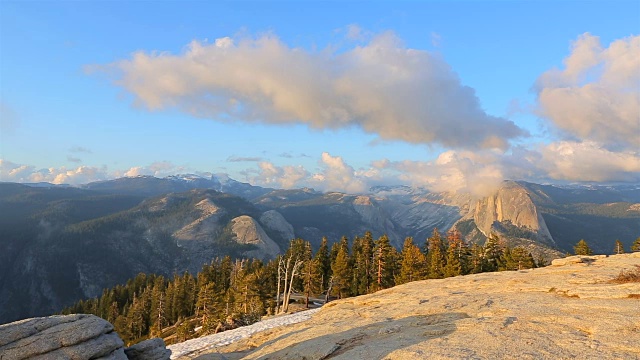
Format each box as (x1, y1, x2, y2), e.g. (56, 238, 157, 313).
(325, 276, 334, 304)
(276, 257, 283, 314)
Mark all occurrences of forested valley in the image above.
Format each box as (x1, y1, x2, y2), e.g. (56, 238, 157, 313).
(63, 229, 544, 345)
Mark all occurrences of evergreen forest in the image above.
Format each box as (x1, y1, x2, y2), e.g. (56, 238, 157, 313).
(63, 229, 545, 345)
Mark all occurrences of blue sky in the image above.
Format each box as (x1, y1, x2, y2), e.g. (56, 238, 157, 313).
(1, 1, 638, 194)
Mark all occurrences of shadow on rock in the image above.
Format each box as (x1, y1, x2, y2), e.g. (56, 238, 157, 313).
(237, 312, 469, 360)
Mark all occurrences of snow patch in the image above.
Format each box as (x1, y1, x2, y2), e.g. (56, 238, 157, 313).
(168, 308, 321, 359)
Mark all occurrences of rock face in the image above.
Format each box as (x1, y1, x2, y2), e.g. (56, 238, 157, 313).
(124, 338, 171, 360)
(200, 253, 640, 360)
(231, 215, 281, 260)
(472, 181, 554, 245)
(259, 210, 295, 242)
(0, 314, 126, 359)
(0, 314, 172, 360)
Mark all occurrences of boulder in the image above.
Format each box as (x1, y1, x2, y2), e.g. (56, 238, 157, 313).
(0, 314, 172, 360)
(124, 338, 171, 360)
(0, 314, 126, 359)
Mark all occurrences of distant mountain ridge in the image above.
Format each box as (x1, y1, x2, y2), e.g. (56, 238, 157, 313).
(0, 176, 638, 323)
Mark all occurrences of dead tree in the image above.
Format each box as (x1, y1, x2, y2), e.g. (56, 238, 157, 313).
(281, 256, 304, 314)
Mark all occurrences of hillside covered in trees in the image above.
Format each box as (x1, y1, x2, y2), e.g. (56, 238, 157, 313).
(63, 229, 547, 345)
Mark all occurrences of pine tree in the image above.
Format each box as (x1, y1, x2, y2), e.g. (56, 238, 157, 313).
(396, 237, 427, 284)
(443, 229, 467, 277)
(632, 237, 640, 252)
(574, 239, 593, 255)
(372, 234, 397, 290)
(501, 246, 514, 271)
(483, 234, 503, 272)
(195, 282, 218, 334)
(427, 228, 446, 279)
(613, 240, 625, 254)
(469, 243, 485, 274)
(301, 241, 321, 308)
(314, 237, 331, 293)
(352, 232, 375, 294)
(506, 247, 535, 270)
(331, 242, 351, 299)
(128, 293, 146, 340)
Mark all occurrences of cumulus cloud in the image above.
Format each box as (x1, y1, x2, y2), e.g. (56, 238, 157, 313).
(537, 141, 640, 182)
(102, 31, 525, 150)
(0, 160, 192, 185)
(248, 152, 373, 193)
(311, 152, 368, 193)
(0, 159, 111, 184)
(252, 161, 309, 189)
(247, 151, 506, 196)
(535, 33, 640, 149)
(117, 161, 186, 178)
(375, 151, 506, 197)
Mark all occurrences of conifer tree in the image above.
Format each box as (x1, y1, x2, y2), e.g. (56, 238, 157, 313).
(314, 237, 331, 293)
(373, 234, 397, 290)
(443, 229, 467, 277)
(427, 228, 446, 279)
(574, 239, 593, 255)
(632, 237, 640, 252)
(483, 234, 504, 272)
(613, 240, 625, 254)
(300, 241, 321, 308)
(469, 243, 485, 273)
(396, 237, 427, 284)
(196, 282, 218, 334)
(505, 247, 535, 270)
(331, 242, 351, 299)
(351, 232, 375, 295)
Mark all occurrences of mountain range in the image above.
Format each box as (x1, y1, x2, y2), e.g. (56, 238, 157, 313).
(0, 175, 638, 323)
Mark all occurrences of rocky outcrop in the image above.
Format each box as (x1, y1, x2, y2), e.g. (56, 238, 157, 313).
(472, 181, 555, 245)
(124, 338, 171, 360)
(231, 215, 281, 260)
(198, 253, 640, 360)
(0, 314, 126, 359)
(0, 314, 171, 360)
(259, 210, 295, 242)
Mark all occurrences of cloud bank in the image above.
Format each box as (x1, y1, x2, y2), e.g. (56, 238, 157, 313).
(0, 160, 188, 185)
(103, 32, 525, 150)
(535, 33, 639, 150)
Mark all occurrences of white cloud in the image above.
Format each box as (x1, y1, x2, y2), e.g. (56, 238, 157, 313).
(538, 141, 640, 182)
(252, 161, 309, 189)
(345, 24, 366, 41)
(117, 161, 186, 178)
(0, 160, 190, 185)
(102, 31, 525, 150)
(1, 159, 111, 184)
(375, 150, 505, 197)
(535, 33, 640, 149)
(312, 152, 367, 193)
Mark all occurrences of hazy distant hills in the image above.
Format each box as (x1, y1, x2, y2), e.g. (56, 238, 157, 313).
(81, 174, 272, 199)
(0, 176, 638, 323)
